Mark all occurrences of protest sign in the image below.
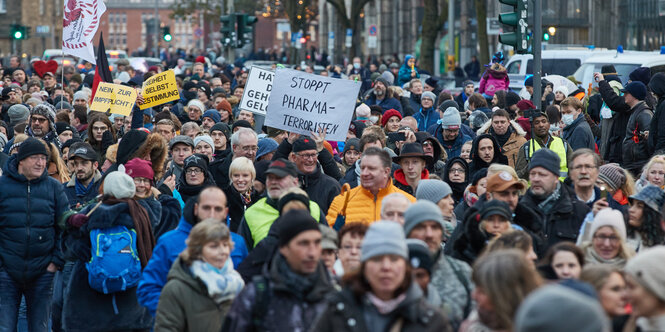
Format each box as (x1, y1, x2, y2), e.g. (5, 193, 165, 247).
(140, 70, 180, 110)
(265, 69, 360, 141)
(89, 82, 137, 116)
(239, 66, 274, 115)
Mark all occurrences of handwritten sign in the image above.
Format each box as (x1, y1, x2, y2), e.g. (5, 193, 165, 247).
(265, 69, 360, 141)
(140, 70, 180, 110)
(239, 66, 273, 115)
(89, 82, 137, 116)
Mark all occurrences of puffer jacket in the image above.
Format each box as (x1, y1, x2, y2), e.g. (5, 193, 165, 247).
(326, 179, 416, 226)
(311, 283, 451, 332)
(476, 120, 526, 168)
(649, 73, 665, 154)
(222, 253, 334, 332)
(61, 202, 153, 332)
(154, 257, 237, 332)
(0, 154, 70, 282)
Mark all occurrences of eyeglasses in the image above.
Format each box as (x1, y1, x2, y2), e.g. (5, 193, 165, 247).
(133, 178, 151, 185)
(186, 168, 203, 175)
(297, 153, 318, 160)
(593, 235, 620, 244)
(572, 164, 597, 171)
(449, 168, 465, 174)
(92, 126, 108, 132)
(239, 145, 258, 152)
(340, 244, 362, 252)
(31, 117, 47, 123)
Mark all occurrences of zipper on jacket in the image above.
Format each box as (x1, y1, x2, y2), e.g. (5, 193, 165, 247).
(24, 182, 32, 280)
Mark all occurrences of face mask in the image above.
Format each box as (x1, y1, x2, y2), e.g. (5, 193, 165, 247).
(561, 114, 575, 126)
(369, 116, 379, 124)
(353, 63, 361, 69)
(549, 124, 560, 133)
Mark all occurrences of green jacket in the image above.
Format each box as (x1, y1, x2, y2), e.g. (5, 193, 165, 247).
(155, 257, 233, 332)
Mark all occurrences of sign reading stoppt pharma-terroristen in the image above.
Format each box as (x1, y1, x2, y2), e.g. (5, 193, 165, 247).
(140, 70, 180, 110)
(265, 68, 360, 141)
(90, 82, 137, 116)
(239, 66, 274, 115)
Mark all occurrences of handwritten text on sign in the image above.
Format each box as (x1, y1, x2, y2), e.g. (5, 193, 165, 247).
(265, 69, 360, 141)
(239, 66, 273, 115)
(140, 70, 180, 110)
(89, 82, 137, 116)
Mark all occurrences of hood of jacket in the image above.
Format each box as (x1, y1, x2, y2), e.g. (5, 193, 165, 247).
(477, 119, 526, 137)
(649, 73, 665, 98)
(443, 157, 469, 184)
(166, 256, 204, 294)
(470, 134, 504, 166)
(393, 168, 430, 186)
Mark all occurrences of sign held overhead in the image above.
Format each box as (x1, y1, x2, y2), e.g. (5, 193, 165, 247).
(239, 66, 274, 115)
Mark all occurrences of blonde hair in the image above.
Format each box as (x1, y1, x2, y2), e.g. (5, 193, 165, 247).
(228, 156, 256, 181)
(579, 265, 624, 293)
(641, 155, 665, 180)
(44, 141, 71, 183)
(583, 226, 636, 260)
(472, 249, 542, 330)
(181, 219, 233, 265)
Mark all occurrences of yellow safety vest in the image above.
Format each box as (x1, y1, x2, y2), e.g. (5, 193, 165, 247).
(526, 136, 568, 180)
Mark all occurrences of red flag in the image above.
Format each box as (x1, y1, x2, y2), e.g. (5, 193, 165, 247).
(90, 32, 113, 100)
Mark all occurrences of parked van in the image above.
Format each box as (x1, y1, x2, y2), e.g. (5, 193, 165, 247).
(573, 52, 665, 89)
(504, 49, 614, 90)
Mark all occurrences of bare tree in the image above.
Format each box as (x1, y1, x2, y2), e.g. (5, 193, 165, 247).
(420, 0, 449, 73)
(475, 0, 489, 65)
(325, 0, 374, 59)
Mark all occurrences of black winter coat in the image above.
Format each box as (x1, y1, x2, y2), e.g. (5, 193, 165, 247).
(223, 185, 260, 233)
(519, 184, 589, 253)
(598, 79, 634, 163)
(0, 154, 70, 282)
(622, 101, 653, 174)
(649, 73, 665, 154)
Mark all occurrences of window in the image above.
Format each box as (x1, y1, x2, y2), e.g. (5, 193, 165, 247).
(507, 61, 522, 74)
(0, 0, 7, 13)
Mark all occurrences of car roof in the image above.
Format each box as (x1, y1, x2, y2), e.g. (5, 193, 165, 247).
(581, 52, 665, 66)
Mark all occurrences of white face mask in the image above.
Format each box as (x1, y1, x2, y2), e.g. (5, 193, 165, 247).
(562, 113, 575, 126)
(353, 63, 361, 69)
(369, 116, 379, 124)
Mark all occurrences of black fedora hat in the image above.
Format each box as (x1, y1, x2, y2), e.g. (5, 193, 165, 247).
(392, 142, 433, 164)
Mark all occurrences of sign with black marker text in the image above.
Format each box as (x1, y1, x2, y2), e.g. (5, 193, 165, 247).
(239, 66, 273, 115)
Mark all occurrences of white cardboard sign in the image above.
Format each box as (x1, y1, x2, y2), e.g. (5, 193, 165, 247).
(239, 66, 274, 115)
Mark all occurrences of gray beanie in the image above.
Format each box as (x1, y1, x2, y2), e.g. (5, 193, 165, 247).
(421, 91, 436, 102)
(403, 200, 445, 236)
(103, 169, 136, 199)
(8, 104, 30, 124)
(514, 284, 609, 332)
(361, 221, 408, 262)
(625, 246, 665, 302)
(380, 71, 395, 85)
(416, 179, 452, 204)
(528, 148, 560, 176)
(440, 107, 461, 129)
(73, 90, 89, 102)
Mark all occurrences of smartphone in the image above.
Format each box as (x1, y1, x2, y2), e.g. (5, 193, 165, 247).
(599, 186, 608, 200)
(387, 132, 406, 142)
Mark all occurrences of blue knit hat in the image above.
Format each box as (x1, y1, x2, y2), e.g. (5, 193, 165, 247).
(256, 138, 278, 160)
(202, 109, 221, 123)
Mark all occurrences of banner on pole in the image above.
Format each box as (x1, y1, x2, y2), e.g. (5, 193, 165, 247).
(62, 0, 107, 63)
(265, 69, 360, 141)
(239, 66, 274, 115)
(90, 82, 137, 116)
(140, 70, 180, 110)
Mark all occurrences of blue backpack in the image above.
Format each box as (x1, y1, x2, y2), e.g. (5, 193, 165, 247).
(87, 225, 141, 294)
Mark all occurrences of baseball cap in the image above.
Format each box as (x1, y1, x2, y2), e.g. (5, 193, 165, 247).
(480, 200, 513, 221)
(265, 158, 298, 178)
(69, 142, 98, 161)
(486, 171, 525, 193)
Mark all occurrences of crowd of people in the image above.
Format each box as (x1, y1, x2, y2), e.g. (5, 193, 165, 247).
(1, 49, 665, 332)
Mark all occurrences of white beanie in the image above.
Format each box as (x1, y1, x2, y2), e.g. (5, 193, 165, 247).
(554, 86, 569, 97)
(590, 208, 626, 241)
(194, 135, 214, 150)
(103, 169, 136, 199)
(187, 99, 206, 113)
(625, 246, 665, 302)
(355, 103, 371, 118)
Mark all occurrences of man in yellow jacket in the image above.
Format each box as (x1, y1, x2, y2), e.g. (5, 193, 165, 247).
(327, 147, 416, 227)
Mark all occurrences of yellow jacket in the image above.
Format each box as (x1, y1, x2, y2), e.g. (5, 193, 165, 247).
(326, 180, 416, 226)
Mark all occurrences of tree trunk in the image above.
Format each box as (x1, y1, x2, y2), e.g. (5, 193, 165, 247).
(420, 0, 440, 73)
(474, 0, 489, 65)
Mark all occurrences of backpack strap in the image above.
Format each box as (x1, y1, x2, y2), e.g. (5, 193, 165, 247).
(250, 275, 271, 331)
(445, 256, 472, 318)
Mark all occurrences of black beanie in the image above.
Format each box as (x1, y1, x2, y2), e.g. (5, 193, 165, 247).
(18, 137, 49, 161)
(528, 148, 560, 176)
(117, 129, 148, 164)
(278, 192, 311, 214)
(292, 136, 317, 153)
(278, 210, 320, 247)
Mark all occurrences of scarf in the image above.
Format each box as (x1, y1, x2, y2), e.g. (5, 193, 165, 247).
(449, 181, 467, 204)
(75, 177, 95, 197)
(583, 244, 627, 268)
(103, 197, 155, 268)
(366, 292, 407, 315)
(537, 182, 561, 215)
(190, 259, 245, 305)
(275, 253, 317, 300)
(240, 191, 252, 206)
(490, 125, 513, 148)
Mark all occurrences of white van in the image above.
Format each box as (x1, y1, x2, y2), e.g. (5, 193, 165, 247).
(573, 52, 665, 89)
(504, 49, 614, 90)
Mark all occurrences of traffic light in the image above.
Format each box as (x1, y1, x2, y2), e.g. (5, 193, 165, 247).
(10, 24, 29, 40)
(220, 14, 236, 46)
(236, 14, 257, 47)
(498, 0, 528, 54)
(543, 33, 550, 41)
(162, 26, 172, 42)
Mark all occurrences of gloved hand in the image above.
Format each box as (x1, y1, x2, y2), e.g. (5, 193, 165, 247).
(101, 130, 114, 156)
(68, 214, 89, 228)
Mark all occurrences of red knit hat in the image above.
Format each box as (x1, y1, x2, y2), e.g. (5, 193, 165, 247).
(195, 56, 206, 64)
(381, 109, 402, 127)
(124, 158, 155, 181)
(516, 99, 536, 111)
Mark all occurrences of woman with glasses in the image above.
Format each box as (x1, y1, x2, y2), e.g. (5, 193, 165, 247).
(86, 114, 116, 165)
(175, 154, 216, 205)
(582, 208, 635, 268)
(442, 156, 469, 204)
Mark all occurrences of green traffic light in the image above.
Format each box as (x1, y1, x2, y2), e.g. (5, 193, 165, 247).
(13, 31, 22, 39)
(543, 33, 550, 41)
(163, 34, 172, 42)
